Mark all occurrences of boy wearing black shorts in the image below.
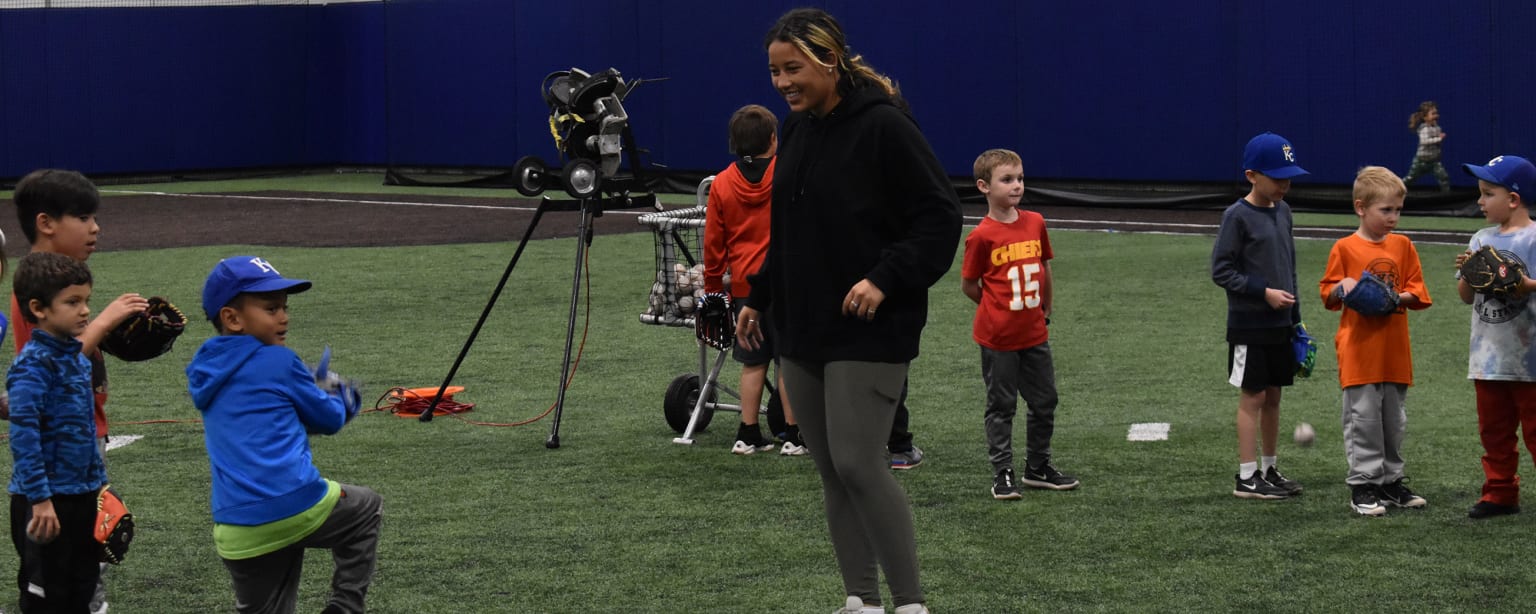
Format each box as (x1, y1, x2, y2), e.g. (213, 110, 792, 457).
(1212, 132, 1309, 500)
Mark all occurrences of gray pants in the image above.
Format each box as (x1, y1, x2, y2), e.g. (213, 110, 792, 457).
(780, 358, 923, 608)
(1341, 383, 1408, 486)
(222, 484, 382, 614)
(982, 344, 1058, 473)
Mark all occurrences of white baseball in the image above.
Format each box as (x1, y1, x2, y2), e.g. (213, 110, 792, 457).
(1294, 422, 1316, 447)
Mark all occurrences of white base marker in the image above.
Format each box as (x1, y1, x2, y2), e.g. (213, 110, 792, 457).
(105, 435, 143, 452)
(1127, 423, 1170, 442)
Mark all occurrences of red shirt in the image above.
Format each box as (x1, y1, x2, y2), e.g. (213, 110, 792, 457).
(962, 211, 1052, 351)
(703, 158, 775, 298)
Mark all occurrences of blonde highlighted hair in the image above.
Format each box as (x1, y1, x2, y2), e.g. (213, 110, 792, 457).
(1353, 165, 1406, 205)
(973, 149, 1023, 184)
(764, 8, 906, 111)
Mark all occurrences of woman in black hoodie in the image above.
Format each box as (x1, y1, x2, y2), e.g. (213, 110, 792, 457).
(737, 8, 961, 613)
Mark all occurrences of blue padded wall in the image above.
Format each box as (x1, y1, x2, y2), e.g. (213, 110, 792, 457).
(2, 0, 1531, 187)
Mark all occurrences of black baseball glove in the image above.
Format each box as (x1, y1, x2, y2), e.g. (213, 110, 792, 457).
(1461, 245, 1527, 299)
(1342, 271, 1399, 316)
(100, 296, 187, 362)
(694, 292, 735, 350)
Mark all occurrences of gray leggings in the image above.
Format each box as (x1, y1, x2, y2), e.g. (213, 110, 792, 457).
(780, 358, 923, 608)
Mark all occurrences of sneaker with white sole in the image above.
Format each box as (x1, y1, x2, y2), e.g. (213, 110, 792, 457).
(835, 595, 885, 614)
(889, 446, 924, 470)
(1021, 462, 1079, 490)
(1233, 472, 1289, 500)
(1377, 479, 1426, 508)
(992, 468, 1023, 500)
(780, 440, 809, 456)
(731, 439, 775, 455)
(1350, 484, 1386, 516)
(1263, 466, 1303, 495)
(893, 604, 930, 614)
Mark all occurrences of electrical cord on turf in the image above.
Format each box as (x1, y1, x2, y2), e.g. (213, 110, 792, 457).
(371, 246, 593, 428)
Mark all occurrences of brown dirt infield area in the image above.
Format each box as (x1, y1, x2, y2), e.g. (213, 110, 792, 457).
(0, 190, 1250, 257)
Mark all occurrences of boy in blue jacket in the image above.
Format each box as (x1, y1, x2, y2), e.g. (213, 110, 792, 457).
(8, 252, 106, 612)
(186, 255, 380, 614)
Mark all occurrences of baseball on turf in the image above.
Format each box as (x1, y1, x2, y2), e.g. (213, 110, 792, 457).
(1293, 422, 1316, 447)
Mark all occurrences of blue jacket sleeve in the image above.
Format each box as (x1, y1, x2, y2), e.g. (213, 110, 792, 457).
(7, 357, 53, 502)
(277, 351, 347, 435)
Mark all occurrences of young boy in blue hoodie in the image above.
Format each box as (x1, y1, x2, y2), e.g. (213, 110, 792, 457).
(185, 255, 380, 614)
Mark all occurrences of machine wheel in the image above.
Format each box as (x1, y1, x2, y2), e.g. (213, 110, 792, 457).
(511, 155, 548, 197)
(664, 374, 715, 434)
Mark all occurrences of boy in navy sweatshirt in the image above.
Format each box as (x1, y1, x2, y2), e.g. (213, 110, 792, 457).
(186, 255, 380, 614)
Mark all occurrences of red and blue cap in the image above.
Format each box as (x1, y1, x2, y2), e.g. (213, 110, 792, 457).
(1463, 155, 1536, 197)
(201, 255, 312, 320)
(1242, 132, 1310, 179)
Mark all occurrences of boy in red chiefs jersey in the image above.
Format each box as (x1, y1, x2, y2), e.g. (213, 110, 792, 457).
(960, 149, 1080, 500)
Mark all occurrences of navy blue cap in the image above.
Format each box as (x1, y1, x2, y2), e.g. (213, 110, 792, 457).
(1242, 132, 1310, 179)
(201, 255, 312, 320)
(1463, 155, 1536, 197)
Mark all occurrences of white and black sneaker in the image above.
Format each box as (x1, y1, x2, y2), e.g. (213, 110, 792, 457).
(1021, 462, 1080, 490)
(992, 468, 1023, 500)
(1264, 466, 1303, 496)
(1233, 472, 1289, 500)
(1350, 484, 1387, 516)
(1377, 479, 1426, 508)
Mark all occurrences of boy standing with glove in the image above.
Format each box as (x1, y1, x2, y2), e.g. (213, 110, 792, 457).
(186, 255, 380, 614)
(1319, 166, 1432, 516)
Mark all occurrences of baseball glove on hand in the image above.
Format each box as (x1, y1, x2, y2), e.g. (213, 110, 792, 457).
(1292, 323, 1317, 378)
(1461, 245, 1527, 299)
(694, 292, 735, 350)
(1342, 271, 1399, 316)
(95, 484, 133, 565)
(313, 346, 363, 422)
(100, 297, 186, 362)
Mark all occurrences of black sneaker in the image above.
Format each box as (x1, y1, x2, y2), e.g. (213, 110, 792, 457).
(1468, 501, 1521, 519)
(1350, 484, 1386, 516)
(1233, 472, 1289, 500)
(992, 468, 1023, 500)
(1377, 479, 1426, 508)
(1021, 462, 1079, 490)
(1264, 466, 1303, 495)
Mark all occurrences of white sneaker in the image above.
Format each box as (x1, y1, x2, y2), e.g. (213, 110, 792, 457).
(780, 441, 809, 456)
(731, 440, 773, 455)
(90, 602, 109, 614)
(835, 595, 886, 614)
(893, 604, 929, 614)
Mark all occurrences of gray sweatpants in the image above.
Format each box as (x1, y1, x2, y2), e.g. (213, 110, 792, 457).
(780, 358, 923, 608)
(1341, 383, 1408, 486)
(222, 483, 382, 614)
(982, 344, 1058, 473)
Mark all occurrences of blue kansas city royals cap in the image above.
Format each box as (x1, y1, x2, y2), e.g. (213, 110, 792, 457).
(1463, 155, 1536, 196)
(201, 255, 312, 320)
(1242, 132, 1310, 179)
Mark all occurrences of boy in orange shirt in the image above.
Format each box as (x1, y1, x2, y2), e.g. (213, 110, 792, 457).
(703, 104, 804, 455)
(1319, 166, 1432, 516)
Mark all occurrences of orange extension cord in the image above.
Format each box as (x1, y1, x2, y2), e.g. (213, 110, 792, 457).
(366, 244, 593, 428)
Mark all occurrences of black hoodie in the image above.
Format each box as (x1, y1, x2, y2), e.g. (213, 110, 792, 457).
(747, 87, 962, 363)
